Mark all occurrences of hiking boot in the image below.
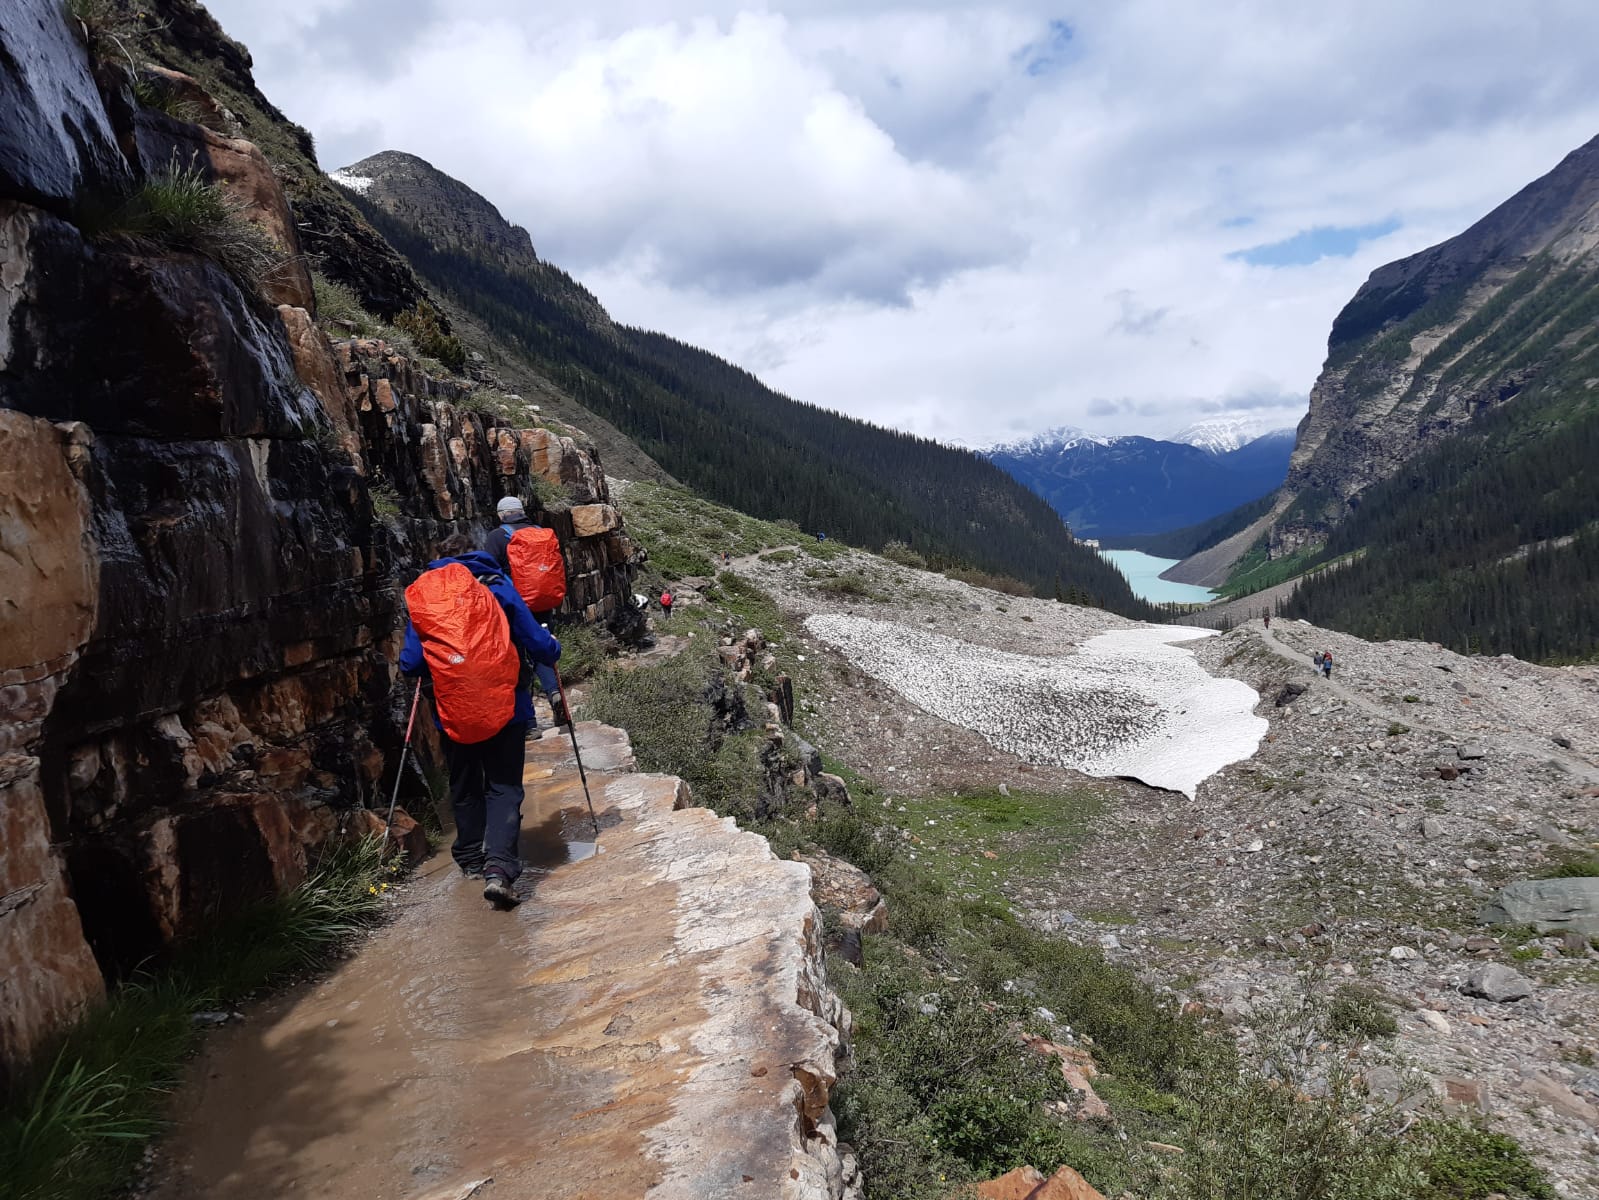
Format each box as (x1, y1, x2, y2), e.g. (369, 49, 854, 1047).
(459, 864, 486, 880)
(549, 693, 571, 727)
(483, 874, 519, 910)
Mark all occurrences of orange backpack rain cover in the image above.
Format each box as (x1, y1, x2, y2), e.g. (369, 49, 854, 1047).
(404, 562, 521, 744)
(505, 526, 567, 612)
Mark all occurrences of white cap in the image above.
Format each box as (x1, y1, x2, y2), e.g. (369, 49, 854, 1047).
(496, 496, 525, 519)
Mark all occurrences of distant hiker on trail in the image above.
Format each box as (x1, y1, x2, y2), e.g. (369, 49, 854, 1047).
(722, 550, 732, 566)
(1263, 612, 1271, 630)
(816, 531, 827, 542)
(1313, 649, 1324, 670)
(483, 496, 569, 725)
(401, 533, 561, 910)
(1322, 649, 1334, 679)
(660, 590, 673, 620)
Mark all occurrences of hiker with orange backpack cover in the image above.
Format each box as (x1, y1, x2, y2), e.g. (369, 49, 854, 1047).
(400, 533, 561, 909)
(484, 496, 568, 724)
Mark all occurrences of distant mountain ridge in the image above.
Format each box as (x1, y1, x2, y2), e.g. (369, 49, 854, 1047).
(1169, 415, 1295, 455)
(334, 152, 1157, 614)
(1191, 131, 1599, 661)
(984, 427, 1293, 540)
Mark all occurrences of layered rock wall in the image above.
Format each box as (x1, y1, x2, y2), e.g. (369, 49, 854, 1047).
(0, 0, 637, 1075)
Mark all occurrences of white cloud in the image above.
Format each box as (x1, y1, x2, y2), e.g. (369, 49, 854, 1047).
(208, 0, 1599, 443)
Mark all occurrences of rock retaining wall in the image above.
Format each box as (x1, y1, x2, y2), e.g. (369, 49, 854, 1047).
(0, 0, 637, 1075)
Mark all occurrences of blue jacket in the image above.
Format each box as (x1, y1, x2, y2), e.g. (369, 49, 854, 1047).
(399, 551, 562, 728)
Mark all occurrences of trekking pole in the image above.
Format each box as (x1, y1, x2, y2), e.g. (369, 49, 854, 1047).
(553, 664, 601, 840)
(381, 680, 423, 854)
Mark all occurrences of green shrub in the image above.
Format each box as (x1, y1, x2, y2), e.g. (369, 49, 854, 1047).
(311, 272, 378, 335)
(881, 540, 928, 570)
(1414, 1121, 1555, 1199)
(368, 482, 401, 520)
(130, 73, 205, 123)
(944, 566, 1034, 597)
(1539, 854, 1599, 878)
(529, 474, 573, 513)
(579, 646, 761, 814)
(393, 303, 466, 373)
(551, 621, 608, 685)
(1328, 984, 1399, 1039)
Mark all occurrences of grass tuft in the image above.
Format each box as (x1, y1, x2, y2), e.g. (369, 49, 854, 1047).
(0, 839, 394, 1200)
(78, 164, 283, 291)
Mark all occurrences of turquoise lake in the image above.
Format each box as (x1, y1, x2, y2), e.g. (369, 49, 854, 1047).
(1099, 549, 1217, 605)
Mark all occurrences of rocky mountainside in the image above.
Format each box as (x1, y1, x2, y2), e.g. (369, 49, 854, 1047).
(1275, 131, 1599, 550)
(0, 0, 640, 1076)
(1179, 132, 1599, 658)
(334, 151, 541, 275)
(338, 151, 1154, 612)
(985, 429, 1292, 540)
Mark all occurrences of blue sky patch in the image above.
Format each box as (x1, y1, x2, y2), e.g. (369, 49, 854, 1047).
(1231, 218, 1401, 266)
(1020, 19, 1075, 77)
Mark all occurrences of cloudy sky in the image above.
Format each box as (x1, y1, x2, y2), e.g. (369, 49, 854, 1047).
(209, 0, 1599, 446)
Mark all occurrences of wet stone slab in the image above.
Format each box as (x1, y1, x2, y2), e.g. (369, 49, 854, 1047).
(149, 723, 845, 1200)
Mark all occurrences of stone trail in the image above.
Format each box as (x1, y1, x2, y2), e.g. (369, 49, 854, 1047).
(1256, 625, 1599, 785)
(150, 723, 848, 1200)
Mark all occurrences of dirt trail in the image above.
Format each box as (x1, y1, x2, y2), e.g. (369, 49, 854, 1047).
(1257, 623, 1599, 784)
(151, 723, 844, 1200)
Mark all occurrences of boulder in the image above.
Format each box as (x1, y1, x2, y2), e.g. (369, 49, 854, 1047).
(0, 754, 104, 1077)
(356, 807, 429, 867)
(1273, 682, 1307, 707)
(0, 0, 129, 209)
(977, 1165, 1106, 1200)
(1461, 963, 1533, 1003)
(569, 502, 619, 538)
(1479, 877, 1599, 937)
(814, 773, 852, 809)
(978, 1168, 1049, 1200)
(795, 850, 887, 934)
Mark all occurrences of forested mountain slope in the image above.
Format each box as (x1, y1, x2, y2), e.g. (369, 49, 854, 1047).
(1213, 133, 1599, 659)
(339, 152, 1154, 613)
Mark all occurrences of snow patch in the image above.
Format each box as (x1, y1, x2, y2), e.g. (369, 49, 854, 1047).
(1167, 415, 1292, 454)
(804, 615, 1265, 797)
(328, 169, 375, 195)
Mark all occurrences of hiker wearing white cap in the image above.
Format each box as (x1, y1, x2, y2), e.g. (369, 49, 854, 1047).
(483, 495, 568, 724)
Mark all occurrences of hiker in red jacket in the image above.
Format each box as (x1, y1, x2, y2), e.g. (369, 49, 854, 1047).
(660, 590, 674, 620)
(401, 533, 560, 909)
(483, 496, 568, 725)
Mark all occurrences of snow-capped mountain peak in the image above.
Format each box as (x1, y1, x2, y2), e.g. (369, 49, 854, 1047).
(986, 426, 1112, 455)
(1168, 416, 1292, 455)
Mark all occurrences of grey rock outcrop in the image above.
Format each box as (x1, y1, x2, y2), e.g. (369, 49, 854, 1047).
(1480, 877, 1599, 937)
(1461, 963, 1535, 1003)
(0, 0, 130, 208)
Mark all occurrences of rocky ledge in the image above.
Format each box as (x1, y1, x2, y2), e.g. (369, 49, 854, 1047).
(151, 723, 855, 1200)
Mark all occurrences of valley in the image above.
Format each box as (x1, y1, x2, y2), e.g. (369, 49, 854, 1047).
(2, 3, 1597, 1200)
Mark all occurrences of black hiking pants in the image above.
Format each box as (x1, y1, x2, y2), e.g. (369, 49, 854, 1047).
(444, 719, 529, 883)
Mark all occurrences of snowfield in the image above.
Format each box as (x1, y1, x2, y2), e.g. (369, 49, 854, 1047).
(803, 615, 1267, 797)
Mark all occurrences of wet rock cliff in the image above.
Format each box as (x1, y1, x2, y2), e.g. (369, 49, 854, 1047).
(0, 0, 638, 1076)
